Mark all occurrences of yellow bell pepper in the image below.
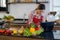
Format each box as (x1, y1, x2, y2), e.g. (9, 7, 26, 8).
(30, 27, 35, 34)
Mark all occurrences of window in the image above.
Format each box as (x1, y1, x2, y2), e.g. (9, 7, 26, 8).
(50, 0, 60, 11)
(0, 0, 6, 7)
(0, 0, 7, 11)
(50, 0, 60, 25)
(53, 0, 60, 11)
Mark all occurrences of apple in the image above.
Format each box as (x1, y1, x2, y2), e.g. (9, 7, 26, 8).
(5, 30, 12, 35)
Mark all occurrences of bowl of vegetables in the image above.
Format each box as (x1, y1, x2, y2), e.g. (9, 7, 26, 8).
(2, 15, 14, 22)
(23, 23, 44, 37)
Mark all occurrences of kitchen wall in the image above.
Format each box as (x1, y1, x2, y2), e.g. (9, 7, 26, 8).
(9, 3, 39, 19)
(8, 3, 50, 19)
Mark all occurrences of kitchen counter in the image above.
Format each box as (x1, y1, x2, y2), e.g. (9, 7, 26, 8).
(53, 26, 60, 30)
(0, 21, 60, 40)
(0, 35, 50, 40)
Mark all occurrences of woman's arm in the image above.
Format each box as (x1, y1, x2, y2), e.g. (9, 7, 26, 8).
(28, 13, 33, 24)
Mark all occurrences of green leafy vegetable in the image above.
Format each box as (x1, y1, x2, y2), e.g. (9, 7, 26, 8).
(8, 15, 14, 19)
(2, 15, 14, 21)
(23, 28, 31, 37)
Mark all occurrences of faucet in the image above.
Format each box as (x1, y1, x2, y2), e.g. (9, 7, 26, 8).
(23, 13, 26, 23)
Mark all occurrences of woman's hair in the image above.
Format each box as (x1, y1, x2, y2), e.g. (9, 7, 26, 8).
(35, 4, 45, 10)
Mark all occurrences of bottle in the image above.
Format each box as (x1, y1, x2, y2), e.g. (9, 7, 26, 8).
(9, 0, 12, 3)
(23, 13, 26, 23)
(17, 0, 20, 2)
(12, 0, 15, 2)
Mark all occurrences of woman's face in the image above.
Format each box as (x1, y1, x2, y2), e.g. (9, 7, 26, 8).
(36, 9, 44, 14)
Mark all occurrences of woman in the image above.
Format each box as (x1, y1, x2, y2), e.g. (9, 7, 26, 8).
(27, 4, 45, 27)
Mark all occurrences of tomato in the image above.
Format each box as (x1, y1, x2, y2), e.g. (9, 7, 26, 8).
(35, 27, 39, 30)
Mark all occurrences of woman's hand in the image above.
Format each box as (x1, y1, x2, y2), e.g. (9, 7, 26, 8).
(38, 25, 41, 28)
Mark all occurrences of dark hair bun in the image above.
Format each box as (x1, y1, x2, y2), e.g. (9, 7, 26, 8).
(38, 4, 45, 10)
